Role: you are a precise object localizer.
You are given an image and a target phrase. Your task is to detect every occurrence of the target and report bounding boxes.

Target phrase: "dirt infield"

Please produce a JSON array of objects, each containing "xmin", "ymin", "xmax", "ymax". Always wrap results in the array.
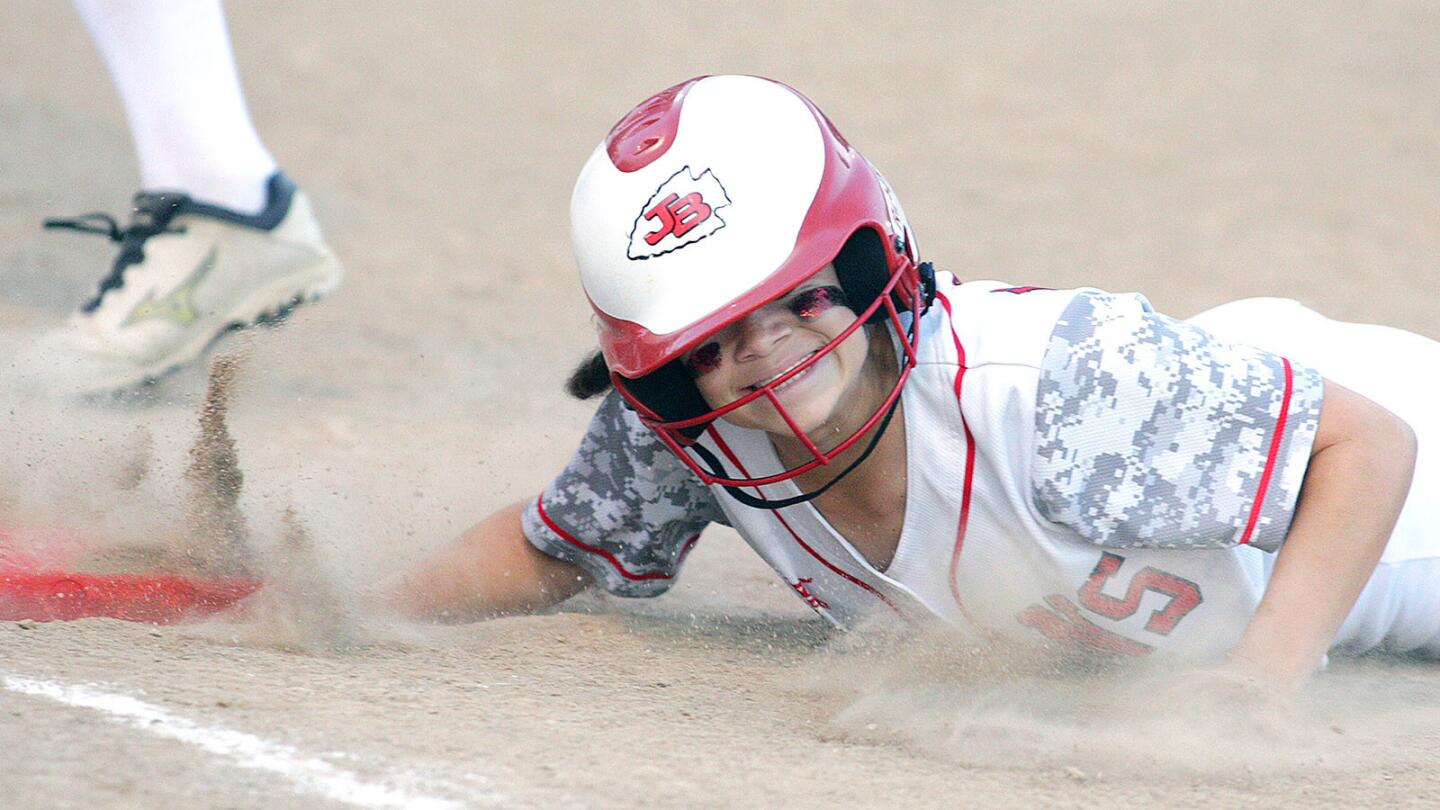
[{"xmin": 3, "ymin": 2, "xmax": 1439, "ymax": 807}]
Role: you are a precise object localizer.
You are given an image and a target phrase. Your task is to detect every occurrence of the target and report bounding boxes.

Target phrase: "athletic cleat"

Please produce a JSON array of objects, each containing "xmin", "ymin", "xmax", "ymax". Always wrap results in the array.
[{"xmin": 27, "ymin": 172, "xmax": 342, "ymax": 396}]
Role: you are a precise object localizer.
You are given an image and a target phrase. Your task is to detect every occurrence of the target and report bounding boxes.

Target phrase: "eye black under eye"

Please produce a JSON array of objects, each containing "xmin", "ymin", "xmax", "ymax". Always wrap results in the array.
[
  {"xmin": 685, "ymin": 342, "xmax": 722, "ymax": 376},
  {"xmin": 787, "ymin": 286, "xmax": 848, "ymax": 320}
]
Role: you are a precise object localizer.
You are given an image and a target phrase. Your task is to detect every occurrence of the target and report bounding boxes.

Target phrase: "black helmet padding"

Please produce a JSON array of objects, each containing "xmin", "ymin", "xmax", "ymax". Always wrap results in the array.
[{"xmin": 617, "ymin": 360, "xmax": 713, "ymax": 441}]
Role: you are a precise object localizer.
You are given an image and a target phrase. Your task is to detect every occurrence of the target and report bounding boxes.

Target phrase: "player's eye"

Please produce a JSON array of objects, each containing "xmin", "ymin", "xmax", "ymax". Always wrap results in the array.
[
  {"xmin": 685, "ymin": 342, "xmax": 723, "ymax": 376},
  {"xmin": 684, "ymin": 287, "xmax": 846, "ymax": 376},
  {"xmin": 787, "ymin": 286, "xmax": 848, "ymax": 320}
]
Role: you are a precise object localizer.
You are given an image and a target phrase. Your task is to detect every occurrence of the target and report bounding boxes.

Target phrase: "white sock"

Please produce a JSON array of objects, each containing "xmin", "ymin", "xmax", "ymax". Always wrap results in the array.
[{"xmin": 73, "ymin": 0, "xmax": 277, "ymax": 214}]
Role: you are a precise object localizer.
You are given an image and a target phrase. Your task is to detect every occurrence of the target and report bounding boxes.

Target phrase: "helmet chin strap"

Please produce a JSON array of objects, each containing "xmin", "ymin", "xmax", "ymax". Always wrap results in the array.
[{"xmin": 689, "ymin": 389, "xmax": 904, "ymax": 510}]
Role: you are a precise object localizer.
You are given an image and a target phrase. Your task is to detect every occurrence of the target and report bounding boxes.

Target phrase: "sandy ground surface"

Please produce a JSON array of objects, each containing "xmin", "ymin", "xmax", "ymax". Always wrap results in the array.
[{"xmin": 1, "ymin": 1, "xmax": 1438, "ymax": 807}]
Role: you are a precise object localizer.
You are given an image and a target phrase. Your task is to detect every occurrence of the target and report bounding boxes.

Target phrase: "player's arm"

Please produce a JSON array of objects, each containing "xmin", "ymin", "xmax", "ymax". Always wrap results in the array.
[
  {"xmin": 1032, "ymin": 290, "xmax": 1406, "ymax": 691},
  {"xmin": 385, "ymin": 391, "xmax": 721, "ymax": 622},
  {"xmin": 1226, "ymin": 380, "xmax": 1416, "ymax": 690},
  {"xmin": 383, "ymin": 500, "xmax": 591, "ymax": 622}
]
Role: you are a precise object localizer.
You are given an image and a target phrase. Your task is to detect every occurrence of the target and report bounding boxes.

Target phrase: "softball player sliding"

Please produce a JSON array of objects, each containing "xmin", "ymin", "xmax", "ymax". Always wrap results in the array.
[{"xmin": 389, "ymin": 76, "xmax": 1438, "ymax": 694}]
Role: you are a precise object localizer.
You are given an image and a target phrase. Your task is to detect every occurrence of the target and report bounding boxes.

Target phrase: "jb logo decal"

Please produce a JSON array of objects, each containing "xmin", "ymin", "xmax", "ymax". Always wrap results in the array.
[{"xmin": 627, "ymin": 165, "xmax": 731, "ymax": 260}]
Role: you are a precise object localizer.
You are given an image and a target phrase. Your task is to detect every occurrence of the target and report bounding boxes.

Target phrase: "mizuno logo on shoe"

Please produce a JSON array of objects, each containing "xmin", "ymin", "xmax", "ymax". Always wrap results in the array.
[{"xmin": 124, "ymin": 246, "xmax": 217, "ymax": 327}]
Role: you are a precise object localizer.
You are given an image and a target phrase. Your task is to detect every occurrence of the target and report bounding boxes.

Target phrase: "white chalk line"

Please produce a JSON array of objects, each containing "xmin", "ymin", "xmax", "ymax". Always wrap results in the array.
[{"xmin": 4, "ymin": 674, "xmax": 508, "ymax": 809}]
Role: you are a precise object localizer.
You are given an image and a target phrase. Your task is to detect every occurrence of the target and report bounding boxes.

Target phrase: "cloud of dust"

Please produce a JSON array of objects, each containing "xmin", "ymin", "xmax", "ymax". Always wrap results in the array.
[
  {"xmin": 0, "ymin": 344, "xmax": 427, "ymax": 653},
  {"xmin": 792, "ymin": 618, "xmax": 1436, "ymax": 782},
  {"xmin": 1, "ymin": 337, "xmax": 190, "ymax": 568}
]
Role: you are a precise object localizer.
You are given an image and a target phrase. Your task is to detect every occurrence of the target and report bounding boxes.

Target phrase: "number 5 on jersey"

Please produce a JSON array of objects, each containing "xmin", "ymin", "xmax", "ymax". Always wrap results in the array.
[{"xmin": 1018, "ymin": 552, "xmax": 1204, "ymax": 653}]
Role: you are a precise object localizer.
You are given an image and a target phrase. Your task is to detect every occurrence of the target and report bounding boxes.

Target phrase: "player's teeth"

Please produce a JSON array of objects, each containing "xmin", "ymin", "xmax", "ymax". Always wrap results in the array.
[
  {"xmin": 753, "ymin": 352, "xmax": 817, "ymax": 390},
  {"xmin": 775, "ymin": 367, "xmax": 809, "ymax": 391}
]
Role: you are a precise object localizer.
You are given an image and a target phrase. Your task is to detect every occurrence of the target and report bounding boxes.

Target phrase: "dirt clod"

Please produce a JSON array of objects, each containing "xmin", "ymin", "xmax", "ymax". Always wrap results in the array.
[{"xmin": 178, "ymin": 354, "xmax": 255, "ymax": 577}]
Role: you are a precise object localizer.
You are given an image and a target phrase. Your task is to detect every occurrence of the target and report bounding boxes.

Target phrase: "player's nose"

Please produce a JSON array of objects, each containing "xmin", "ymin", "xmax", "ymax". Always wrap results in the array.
[{"xmin": 731, "ymin": 306, "xmax": 792, "ymax": 363}]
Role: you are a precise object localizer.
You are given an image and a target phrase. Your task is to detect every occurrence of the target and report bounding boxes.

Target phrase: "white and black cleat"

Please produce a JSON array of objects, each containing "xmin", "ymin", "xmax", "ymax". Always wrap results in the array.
[{"xmin": 24, "ymin": 172, "xmax": 342, "ymax": 398}]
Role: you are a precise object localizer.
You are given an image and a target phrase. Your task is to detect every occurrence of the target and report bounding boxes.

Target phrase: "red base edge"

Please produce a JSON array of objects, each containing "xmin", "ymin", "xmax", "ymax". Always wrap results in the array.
[{"xmin": 0, "ymin": 569, "xmax": 263, "ymax": 624}]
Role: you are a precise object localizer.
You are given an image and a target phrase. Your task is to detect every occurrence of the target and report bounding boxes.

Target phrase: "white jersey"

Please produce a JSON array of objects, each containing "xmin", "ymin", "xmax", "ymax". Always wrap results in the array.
[{"xmin": 523, "ymin": 275, "xmax": 1440, "ymax": 662}]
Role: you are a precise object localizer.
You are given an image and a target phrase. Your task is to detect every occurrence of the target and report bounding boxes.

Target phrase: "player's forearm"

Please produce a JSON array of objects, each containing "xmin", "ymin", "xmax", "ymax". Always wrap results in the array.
[
  {"xmin": 382, "ymin": 500, "xmax": 591, "ymax": 622},
  {"xmin": 1229, "ymin": 394, "xmax": 1416, "ymax": 690}
]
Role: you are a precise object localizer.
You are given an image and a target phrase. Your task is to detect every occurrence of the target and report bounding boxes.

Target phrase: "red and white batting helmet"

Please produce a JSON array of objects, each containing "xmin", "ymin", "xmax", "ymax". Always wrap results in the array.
[{"xmin": 571, "ymin": 75, "xmax": 934, "ymax": 492}]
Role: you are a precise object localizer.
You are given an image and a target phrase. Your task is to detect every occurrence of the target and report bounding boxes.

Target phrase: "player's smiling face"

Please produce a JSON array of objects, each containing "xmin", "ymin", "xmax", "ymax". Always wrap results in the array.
[{"xmin": 687, "ymin": 265, "xmax": 882, "ymax": 444}]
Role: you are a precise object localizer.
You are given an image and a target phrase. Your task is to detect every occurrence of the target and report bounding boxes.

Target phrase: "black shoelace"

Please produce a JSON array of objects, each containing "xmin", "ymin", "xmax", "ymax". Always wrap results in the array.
[{"xmin": 44, "ymin": 193, "xmax": 190, "ymax": 312}]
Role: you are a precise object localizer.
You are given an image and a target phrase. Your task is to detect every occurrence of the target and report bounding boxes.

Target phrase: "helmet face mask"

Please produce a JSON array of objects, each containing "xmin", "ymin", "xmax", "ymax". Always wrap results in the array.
[
  {"xmin": 612, "ymin": 252, "xmax": 924, "ymax": 490},
  {"xmin": 572, "ymin": 75, "xmax": 934, "ymax": 495}
]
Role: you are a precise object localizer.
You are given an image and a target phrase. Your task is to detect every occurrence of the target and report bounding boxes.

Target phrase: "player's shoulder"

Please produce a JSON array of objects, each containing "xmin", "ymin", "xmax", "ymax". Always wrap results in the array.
[
  {"xmin": 928, "ymin": 275, "xmax": 1149, "ymax": 369},
  {"xmin": 573, "ymin": 389, "xmax": 683, "ymax": 473}
]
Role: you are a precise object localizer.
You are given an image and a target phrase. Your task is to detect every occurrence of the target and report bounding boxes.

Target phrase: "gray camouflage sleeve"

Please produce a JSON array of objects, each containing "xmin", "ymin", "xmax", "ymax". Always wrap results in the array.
[
  {"xmin": 520, "ymin": 391, "xmax": 728, "ymax": 597},
  {"xmin": 1033, "ymin": 290, "xmax": 1323, "ymax": 553}
]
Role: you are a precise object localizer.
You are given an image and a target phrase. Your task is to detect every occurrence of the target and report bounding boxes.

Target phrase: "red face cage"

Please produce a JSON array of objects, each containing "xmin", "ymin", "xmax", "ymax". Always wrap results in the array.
[{"xmin": 611, "ymin": 259, "xmax": 923, "ymax": 492}]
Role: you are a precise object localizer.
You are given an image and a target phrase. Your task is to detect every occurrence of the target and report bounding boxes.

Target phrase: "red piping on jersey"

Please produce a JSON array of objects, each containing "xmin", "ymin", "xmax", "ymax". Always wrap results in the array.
[
  {"xmin": 676, "ymin": 533, "xmax": 701, "ymax": 565},
  {"xmin": 534, "ymin": 496, "xmax": 692, "ymax": 582},
  {"xmin": 1239, "ymin": 357, "xmax": 1295, "ymax": 545},
  {"xmin": 708, "ymin": 429, "xmax": 905, "ymax": 618},
  {"xmin": 936, "ymin": 290, "xmax": 982, "ymax": 625}
]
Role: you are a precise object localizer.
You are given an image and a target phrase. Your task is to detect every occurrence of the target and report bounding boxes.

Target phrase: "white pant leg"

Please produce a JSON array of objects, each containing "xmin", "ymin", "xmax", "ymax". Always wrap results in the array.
[
  {"xmin": 1331, "ymin": 558, "xmax": 1440, "ymax": 656},
  {"xmin": 73, "ymin": 0, "xmax": 276, "ymax": 212}
]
